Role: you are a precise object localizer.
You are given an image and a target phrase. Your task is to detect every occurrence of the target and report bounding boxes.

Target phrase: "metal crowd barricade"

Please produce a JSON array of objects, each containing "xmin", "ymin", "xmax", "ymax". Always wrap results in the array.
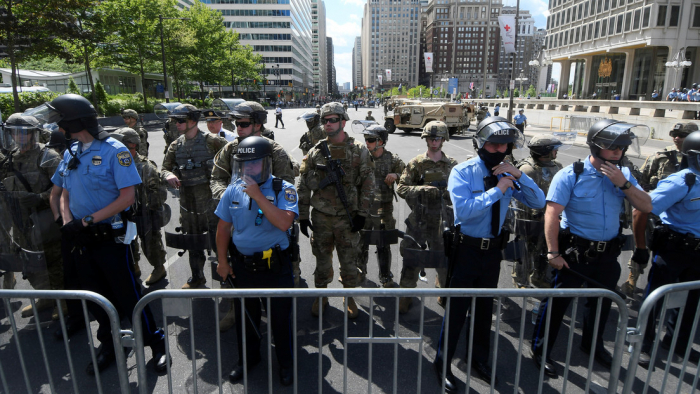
[
  {"xmin": 132, "ymin": 287, "xmax": 627, "ymax": 394},
  {"xmin": 623, "ymin": 281, "xmax": 700, "ymax": 394},
  {"xmin": 0, "ymin": 290, "xmax": 130, "ymax": 394}
]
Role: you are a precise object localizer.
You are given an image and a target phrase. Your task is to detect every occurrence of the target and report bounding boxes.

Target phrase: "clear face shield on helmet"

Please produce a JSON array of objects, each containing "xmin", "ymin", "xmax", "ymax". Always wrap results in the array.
[
  {"xmin": 475, "ymin": 121, "xmax": 526, "ymax": 150},
  {"xmin": 350, "ymin": 119, "xmax": 379, "ymax": 134},
  {"xmin": 298, "ymin": 111, "xmax": 320, "ymax": 129},
  {"xmin": 594, "ymin": 123, "xmax": 650, "ymax": 158},
  {"xmin": 232, "ymin": 157, "xmax": 273, "ymax": 186},
  {"xmin": 23, "ymin": 103, "xmax": 63, "ymax": 125},
  {"xmin": 2, "ymin": 125, "xmax": 39, "ymax": 152}
]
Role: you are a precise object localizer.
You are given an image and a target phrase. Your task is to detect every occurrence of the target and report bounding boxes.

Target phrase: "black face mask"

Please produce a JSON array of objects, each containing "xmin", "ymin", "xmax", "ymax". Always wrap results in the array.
[
  {"xmin": 57, "ymin": 119, "xmax": 84, "ymax": 139},
  {"xmin": 478, "ymin": 147, "xmax": 507, "ymax": 170}
]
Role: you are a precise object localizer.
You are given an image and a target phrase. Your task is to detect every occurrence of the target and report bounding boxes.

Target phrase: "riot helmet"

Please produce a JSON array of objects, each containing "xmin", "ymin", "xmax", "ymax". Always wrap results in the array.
[
  {"xmin": 351, "ymin": 120, "xmax": 387, "ymax": 151},
  {"xmin": 2, "ymin": 113, "xmax": 41, "ymax": 152},
  {"xmin": 681, "ymin": 131, "xmax": 700, "ymax": 174},
  {"xmin": 24, "ymin": 94, "xmax": 105, "ymax": 140},
  {"xmin": 230, "ymin": 101, "xmax": 267, "ymax": 125},
  {"xmin": 232, "ymin": 136, "xmax": 273, "ymax": 185},
  {"xmin": 168, "ymin": 104, "xmax": 201, "ymax": 122},
  {"xmin": 297, "ymin": 111, "xmax": 320, "ymax": 129},
  {"xmin": 474, "ymin": 117, "xmax": 524, "ymax": 168},
  {"xmin": 46, "ymin": 130, "xmax": 67, "ymax": 153},
  {"xmin": 587, "ymin": 119, "xmax": 649, "ymax": 163},
  {"xmin": 527, "ymin": 133, "xmax": 575, "ymax": 160},
  {"xmin": 122, "ymin": 109, "xmax": 138, "ymax": 120},
  {"xmin": 669, "ymin": 122, "xmax": 698, "ymax": 138}
]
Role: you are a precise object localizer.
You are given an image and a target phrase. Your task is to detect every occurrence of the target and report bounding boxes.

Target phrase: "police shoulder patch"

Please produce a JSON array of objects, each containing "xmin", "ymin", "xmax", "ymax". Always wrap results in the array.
[
  {"xmin": 284, "ymin": 188, "xmax": 297, "ymax": 202},
  {"xmin": 116, "ymin": 151, "xmax": 132, "ymax": 167}
]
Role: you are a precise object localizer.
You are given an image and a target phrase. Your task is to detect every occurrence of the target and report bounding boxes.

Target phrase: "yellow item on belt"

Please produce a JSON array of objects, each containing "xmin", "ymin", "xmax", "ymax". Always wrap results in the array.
[{"xmin": 263, "ymin": 248, "xmax": 273, "ymax": 268}]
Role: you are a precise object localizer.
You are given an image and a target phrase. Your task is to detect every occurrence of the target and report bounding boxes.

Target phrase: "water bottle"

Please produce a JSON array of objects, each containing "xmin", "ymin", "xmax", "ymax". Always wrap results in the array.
[{"xmin": 531, "ymin": 301, "xmax": 540, "ymax": 325}]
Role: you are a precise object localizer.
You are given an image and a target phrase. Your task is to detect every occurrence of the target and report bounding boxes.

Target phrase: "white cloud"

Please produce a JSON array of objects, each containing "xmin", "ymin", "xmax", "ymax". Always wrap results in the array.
[
  {"xmin": 342, "ymin": 0, "xmax": 365, "ymax": 6},
  {"xmin": 335, "ymin": 52, "xmax": 353, "ymax": 84},
  {"xmin": 326, "ymin": 17, "xmax": 361, "ymax": 48},
  {"xmin": 349, "ymin": 14, "xmax": 360, "ymax": 20}
]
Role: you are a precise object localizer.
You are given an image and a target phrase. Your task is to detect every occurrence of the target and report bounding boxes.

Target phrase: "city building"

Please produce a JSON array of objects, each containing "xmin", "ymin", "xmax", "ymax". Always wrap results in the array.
[
  {"xmin": 544, "ymin": 0, "xmax": 700, "ymax": 100},
  {"xmin": 327, "ymin": 37, "xmax": 337, "ymax": 96},
  {"xmin": 177, "ymin": 0, "xmax": 315, "ymax": 102},
  {"xmin": 495, "ymin": 7, "xmax": 544, "ymax": 96},
  {"xmin": 312, "ymin": 0, "xmax": 328, "ymax": 99},
  {"xmin": 420, "ymin": 0, "xmax": 504, "ymax": 97},
  {"xmin": 361, "ymin": 0, "xmax": 422, "ymax": 93},
  {"xmin": 343, "ymin": 82, "xmax": 352, "ymax": 91},
  {"xmin": 353, "ymin": 36, "xmax": 362, "ymax": 89}
]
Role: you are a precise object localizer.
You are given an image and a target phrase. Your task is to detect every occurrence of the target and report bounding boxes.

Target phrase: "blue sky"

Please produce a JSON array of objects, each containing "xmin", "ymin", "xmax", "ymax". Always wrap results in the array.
[{"xmin": 326, "ymin": 0, "xmax": 556, "ymax": 86}]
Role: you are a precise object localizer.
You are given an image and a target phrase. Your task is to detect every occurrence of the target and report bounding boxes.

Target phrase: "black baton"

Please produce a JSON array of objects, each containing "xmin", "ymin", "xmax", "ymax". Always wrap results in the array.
[
  {"xmin": 562, "ymin": 267, "xmax": 627, "ymax": 300},
  {"xmin": 225, "ymin": 275, "xmax": 263, "ymax": 339}
]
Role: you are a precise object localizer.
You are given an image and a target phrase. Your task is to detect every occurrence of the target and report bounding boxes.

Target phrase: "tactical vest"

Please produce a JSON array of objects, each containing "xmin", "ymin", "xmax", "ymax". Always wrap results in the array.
[
  {"xmin": 1, "ymin": 147, "xmax": 54, "ymax": 195},
  {"xmin": 373, "ymin": 152, "xmax": 395, "ymax": 203},
  {"xmin": 173, "ymin": 131, "xmax": 216, "ymax": 187},
  {"xmin": 517, "ymin": 157, "xmax": 562, "ymax": 196}
]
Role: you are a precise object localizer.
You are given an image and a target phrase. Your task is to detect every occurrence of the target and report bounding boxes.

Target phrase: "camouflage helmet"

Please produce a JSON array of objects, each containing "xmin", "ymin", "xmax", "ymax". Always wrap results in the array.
[
  {"xmin": 320, "ymin": 102, "xmax": 350, "ymax": 121},
  {"xmin": 363, "ymin": 124, "xmax": 388, "ymax": 144},
  {"xmin": 115, "ymin": 127, "xmax": 140, "ymax": 147},
  {"xmin": 121, "ymin": 109, "xmax": 138, "ymax": 119},
  {"xmin": 5, "ymin": 113, "xmax": 41, "ymax": 129},
  {"xmin": 421, "ymin": 120, "xmax": 449, "ymax": 140},
  {"xmin": 670, "ymin": 122, "xmax": 699, "ymax": 138},
  {"xmin": 528, "ymin": 135, "xmax": 564, "ymax": 156},
  {"xmin": 168, "ymin": 104, "xmax": 201, "ymax": 121},
  {"xmin": 230, "ymin": 101, "xmax": 267, "ymax": 125}
]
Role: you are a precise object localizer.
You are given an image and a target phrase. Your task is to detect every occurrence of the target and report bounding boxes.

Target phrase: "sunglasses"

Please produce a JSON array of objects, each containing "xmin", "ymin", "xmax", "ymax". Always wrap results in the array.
[
  {"xmin": 255, "ymin": 209, "xmax": 264, "ymax": 226},
  {"xmin": 175, "ymin": 118, "xmax": 187, "ymax": 124},
  {"xmin": 365, "ymin": 138, "xmax": 378, "ymax": 143},
  {"xmin": 206, "ymin": 118, "xmax": 221, "ymax": 122},
  {"xmin": 428, "ymin": 137, "xmax": 444, "ymax": 142},
  {"xmin": 236, "ymin": 121, "xmax": 253, "ymax": 129},
  {"xmin": 320, "ymin": 117, "xmax": 341, "ymax": 125},
  {"xmin": 607, "ymin": 144, "xmax": 625, "ymax": 151}
]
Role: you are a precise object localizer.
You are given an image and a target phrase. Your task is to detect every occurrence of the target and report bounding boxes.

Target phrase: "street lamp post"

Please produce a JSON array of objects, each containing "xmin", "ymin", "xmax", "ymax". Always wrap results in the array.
[
  {"xmin": 666, "ymin": 47, "xmax": 692, "ymax": 90},
  {"xmin": 516, "ymin": 69, "xmax": 528, "ymax": 97},
  {"xmin": 159, "ymin": 15, "xmax": 190, "ymax": 103}
]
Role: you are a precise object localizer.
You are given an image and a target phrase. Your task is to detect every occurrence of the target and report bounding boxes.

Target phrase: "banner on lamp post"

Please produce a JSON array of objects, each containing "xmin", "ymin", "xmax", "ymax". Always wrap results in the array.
[
  {"xmin": 498, "ymin": 15, "xmax": 516, "ymax": 54},
  {"xmin": 378, "ymin": 75, "xmax": 383, "ymax": 85},
  {"xmin": 424, "ymin": 52, "xmax": 434, "ymax": 73},
  {"xmin": 386, "ymin": 69, "xmax": 392, "ymax": 82}
]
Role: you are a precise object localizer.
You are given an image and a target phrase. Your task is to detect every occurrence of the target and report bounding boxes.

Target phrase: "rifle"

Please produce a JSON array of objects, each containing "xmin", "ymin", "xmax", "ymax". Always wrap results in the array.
[{"xmin": 316, "ymin": 141, "xmax": 354, "ymax": 224}]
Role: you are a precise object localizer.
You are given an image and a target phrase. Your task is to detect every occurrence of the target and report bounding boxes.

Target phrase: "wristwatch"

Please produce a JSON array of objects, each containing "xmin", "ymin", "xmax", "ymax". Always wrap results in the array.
[
  {"xmin": 620, "ymin": 181, "xmax": 632, "ymax": 190},
  {"xmin": 83, "ymin": 215, "xmax": 94, "ymax": 226}
]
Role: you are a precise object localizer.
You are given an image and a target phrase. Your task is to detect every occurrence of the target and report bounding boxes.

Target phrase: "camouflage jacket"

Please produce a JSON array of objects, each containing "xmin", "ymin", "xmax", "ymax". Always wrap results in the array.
[
  {"xmin": 161, "ymin": 131, "xmax": 227, "ymax": 189},
  {"xmin": 639, "ymin": 145, "xmax": 682, "ymax": 190},
  {"xmin": 133, "ymin": 152, "xmax": 167, "ymax": 211},
  {"xmin": 162, "ymin": 119, "xmax": 179, "ymax": 154},
  {"xmin": 134, "ymin": 125, "xmax": 149, "ymax": 157},
  {"xmin": 211, "ymin": 135, "xmax": 295, "ymax": 199},
  {"xmin": 300, "ymin": 124, "xmax": 326, "ymax": 154},
  {"xmin": 372, "ymin": 149, "xmax": 405, "ymax": 204},
  {"xmin": 297, "ymin": 132, "xmax": 375, "ymax": 220},
  {"xmin": 515, "ymin": 157, "xmax": 563, "ymax": 220},
  {"xmin": 397, "ymin": 152, "xmax": 457, "ymax": 215}
]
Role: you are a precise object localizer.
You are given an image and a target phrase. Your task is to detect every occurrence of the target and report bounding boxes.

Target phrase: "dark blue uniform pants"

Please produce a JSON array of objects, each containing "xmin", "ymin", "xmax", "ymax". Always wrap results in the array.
[
  {"xmin": 232, "ymin": 254, "xmax": 294, "ymax": 369},
  {"xmin": 642, "ymin": 249, "xmax": 700, "ymax": 353},
  {"xmin": 531, "ymin": 248, "xmax": 621, "ymax": 358},
  {"xmin": 436, "ymin": 244, "xmax": 502, "ymax": 366},
  {"xmin": 71, "ymin": 240, "xmax": 163, "ymax": 352}
]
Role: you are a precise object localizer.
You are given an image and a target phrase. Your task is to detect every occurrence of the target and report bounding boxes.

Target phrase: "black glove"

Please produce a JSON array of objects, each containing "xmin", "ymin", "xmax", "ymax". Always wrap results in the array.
[
  {"xmin": 631, "ymin": 248, "xmax": 650, "ymax": 267},
  {"xmin": 15, "ymin": 191, "xmax": 43, "ymax": 209},
  {"xmin": 55, "ymin": 215, "xmax": 63, "ymax": 226},
  {"xmin": 300, "ymin": 219, "xmax": 313, "ymax": 238},
  {"xmin": 60, "ymin": 219, "xmax": 86, "ymax": 240},
  {"xmin": 351, "ymin": 215, "xmax": 366, "ymax": 233}
]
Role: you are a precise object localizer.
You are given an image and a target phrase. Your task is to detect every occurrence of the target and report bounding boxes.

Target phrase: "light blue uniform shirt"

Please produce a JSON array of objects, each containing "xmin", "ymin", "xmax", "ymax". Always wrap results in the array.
[
  {"xmin": 679, "ymin": 92, "xmax": 688, "ymax": 101},
  {"xmin": 667, "ymin": 92, "xmax": 677, "ymax": 100},
  {"xmin": 688, "ymin": 89, "xmax": 698, "ymax": 101},
  {"xmin": 651, "ymin": 169, "xmax": 700, "ymax": 237},
  {"xmin": 448, "ymin": 156, "xmax": 546, "ymax": 238},
  {"xmin": 547, "ymin": 156, "xmax": 641, "ymax": 241},
  {"xmin": 55, "ymin": 138, "xmax": 141, "ymax": 223},
  {"xmin": 514, "ymin": 114, "xmax": 527, "ymax": 125},
  {"xmin": 215, "ymin": 177, "xmax": 299, "ymax": 256}
]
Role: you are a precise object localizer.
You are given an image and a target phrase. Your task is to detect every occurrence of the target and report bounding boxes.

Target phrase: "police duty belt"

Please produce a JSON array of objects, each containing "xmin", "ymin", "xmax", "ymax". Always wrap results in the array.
[
  {"xmin": 0, "ymin": 249, "xmax": 48, "ymax": 274},
  {"xmin": 165, "ymin": 228, "xmax": 216, "ymax": 256}
]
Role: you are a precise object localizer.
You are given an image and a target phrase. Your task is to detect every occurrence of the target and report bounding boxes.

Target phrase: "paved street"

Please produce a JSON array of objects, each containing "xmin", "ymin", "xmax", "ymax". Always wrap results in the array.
[{"xmin": 1, "ymin": 106, "xmax": 698, "ymax": 393}]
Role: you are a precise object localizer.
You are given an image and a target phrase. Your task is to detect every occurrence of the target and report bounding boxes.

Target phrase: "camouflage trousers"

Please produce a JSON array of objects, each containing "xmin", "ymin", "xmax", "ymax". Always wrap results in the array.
[
  {"xmin": 513, "ymin": 236, "xmax": 550, "ymax": 288},
  {"xmin": 399, "ymin": 213, "xmax": 446, "ymax": 288},
  {"xmin": 132, "ymin": 228, "xmax": 167, "ymax": 268},
  {"xmin": 310, "ymin": 209, "xmax": 360, "ymax": 288},
  {"xmin": 179, "ymin": 199, "xmax": 218, "ymax": 279},
  {"xmin": 358, "ymin": 202, "xmax": 395, "ymax": 283},
  {"xmin": 5, "ymin": 241, "xmax": 64, "ymax": 291}
]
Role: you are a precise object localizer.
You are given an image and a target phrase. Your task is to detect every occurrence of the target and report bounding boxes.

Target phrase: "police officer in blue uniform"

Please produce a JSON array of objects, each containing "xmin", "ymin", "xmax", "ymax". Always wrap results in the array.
[
  {"xmin": 636, "ymin": 130, "xmax": 700, "ymax": 367},
  {"xmin": 434, "ymin": 117, "xmax": 545, "ymax": 391},
  {"xmin": 31, "ymin": 94, "xmax": 169, "ymax": 374},
  {"xmin": 215, "ymin": 136, "xmax": 297, "ymax": 386},
  {"xmin": 530, "ymin": 119, "xmax": 652, "ymax": 378}
]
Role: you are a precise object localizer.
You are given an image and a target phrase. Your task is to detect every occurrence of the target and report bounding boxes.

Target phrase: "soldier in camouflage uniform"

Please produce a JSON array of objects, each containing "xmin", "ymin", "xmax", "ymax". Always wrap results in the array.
[
  {"xmin": 621, "ymin": 122, "xmax": 698, "ymax": 296},
  {"xmin": 211, "ymin": 101, "xmax": 297, "ymax": 331},
  {"xmin": 365, "ymin": 111, "xmax": 376, "ymax": 121},
  {"xmin": 475, "ymin": 104, "xmax": 488, "ymax": 124},
  {"xmin": 298, "ymin": 102, "xmax": 375, "ymax": 318},
  {"xmin": 298, "ymin": 111, "xmax": 326, "ymax": 156},
  {"xmin": 122, "ymin": 109, "xmax": 149, "ymax": 157},
  {"xmin": 0, "ymin": 113, "xmax": 64, "ymax": 318},
  {"xmin": 161, "ymin": 104, "xmax": 228, "ymax": 289},
  {"xmin": 397, "ymin": 121, "xmax": 458, "ymax": 314},
  {"xmin": 358, "ymin": 124, "xmax": 405, "ymax": 286},
  {"xmin": 116, "ymin": 128, "xmax": 168, "ymax": 285},
  {"xmin": 512, "ymin": 135, "xmax": 564, "ymax": 288}
]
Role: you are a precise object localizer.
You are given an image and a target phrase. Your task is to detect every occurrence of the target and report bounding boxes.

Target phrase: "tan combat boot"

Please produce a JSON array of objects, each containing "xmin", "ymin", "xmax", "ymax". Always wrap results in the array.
[
  {"xmin": 621, "ymin": 270, "xmax": 638, "ymax": 297},
  {"xmin": 311, "ymin": 285, "xmax": 329, "ymax": 317},
  {"xmin": 52, "ymin": 300, "xmax": 68, "ymax": 321},
  {"xmin": 21, "ymin": 299, "xmax": 54, "ymax": 318},
  {"xmin": 132, "ymin": 263, "xmax": 141, "ymax": 278},
  {"xmin": 219, "ymin": 303, "xmax": 236, "ymax": 332},
  {"xmin": 345, "ymin": 297, "xmax": 359, "ymax": 319},
  {"xmin": 182, "ymin": 276, "xmax": 206, "ymax": 289},
  {"xmin": 399, "ymin": 297, "xmax": 413, "ymax": 314},
  {"xmin": 145, "ymin": 264, "xmax": 167, "ymax": 285}
]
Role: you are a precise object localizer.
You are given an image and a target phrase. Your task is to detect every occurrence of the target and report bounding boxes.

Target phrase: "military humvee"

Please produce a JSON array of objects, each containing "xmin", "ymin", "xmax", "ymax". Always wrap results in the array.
[{"xmin": 383, "ymin": 102, "xmax": 470, "ymax": 136}]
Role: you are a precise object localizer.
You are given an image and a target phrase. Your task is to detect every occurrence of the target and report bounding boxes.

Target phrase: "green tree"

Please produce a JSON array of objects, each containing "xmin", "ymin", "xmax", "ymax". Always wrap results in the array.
[
  {"xmin": 526, "ymin": 84, "xmax": 536, "ymax": 98},
  {"xmin": 67, "ymin": 77, "xmax": 80, "ymax": 95},
  {"xmin": 94, "ymin": 80, "xmax": 108, "ymax": 105}
]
